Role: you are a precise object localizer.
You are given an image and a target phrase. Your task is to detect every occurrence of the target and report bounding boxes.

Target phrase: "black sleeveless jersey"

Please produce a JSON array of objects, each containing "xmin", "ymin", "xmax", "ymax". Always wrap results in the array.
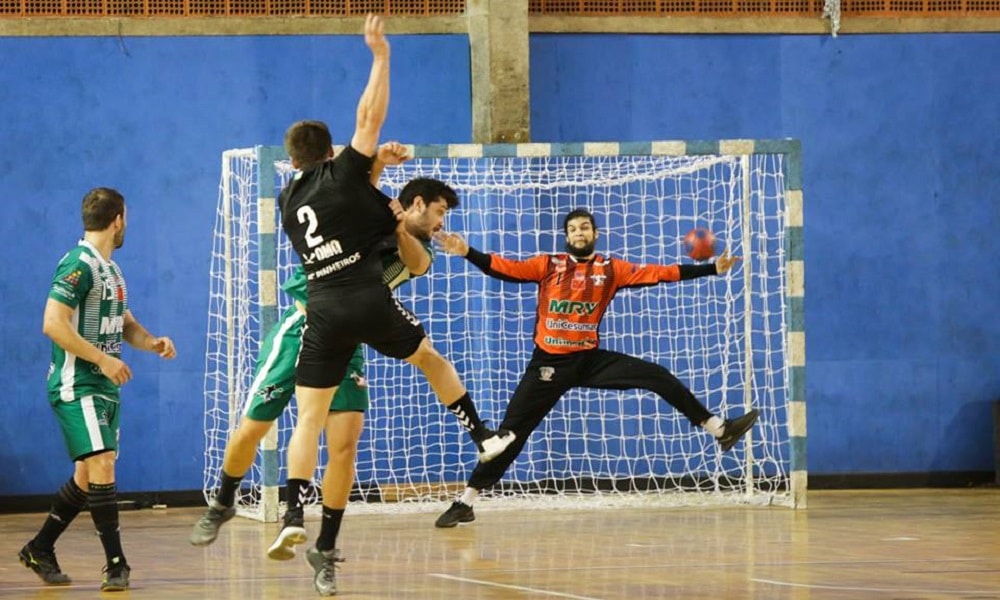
[{"xmin": 278, "ymin": 145, "xmax": 396, "ymax": 290}]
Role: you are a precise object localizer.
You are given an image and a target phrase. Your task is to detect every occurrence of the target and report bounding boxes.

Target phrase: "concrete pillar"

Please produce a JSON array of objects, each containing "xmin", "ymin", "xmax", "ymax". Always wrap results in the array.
[{"xmin": 467, "ymin": 0, "xmax": 530, "ymax": 143}]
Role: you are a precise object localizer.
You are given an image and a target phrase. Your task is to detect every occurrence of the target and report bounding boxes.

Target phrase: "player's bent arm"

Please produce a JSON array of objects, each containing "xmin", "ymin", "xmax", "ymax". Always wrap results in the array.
[
  {"xmin": 396, "ymin": 228, "xmax": 431, "ymax": 276},
  {"xmin": 350, "ymin": 16, "xmax": 390, "ymax": 157},
  {"xmin": 42, "ymin": 298, "xmax": 110, "ymax": 366},
  {"xmin": 123, "ymin": 310, "xmax": 176, "ymax": 359},
  {"xmin": 122, "ymin": 309, "xmax": 157, "ymax": 352}
]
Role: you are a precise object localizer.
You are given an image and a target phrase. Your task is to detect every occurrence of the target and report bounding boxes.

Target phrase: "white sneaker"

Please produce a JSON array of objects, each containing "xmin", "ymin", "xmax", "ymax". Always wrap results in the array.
[
  {"xmin": 476, "ymin": 429, "xmax": 516, "ymax": 462},
  {"xmin": 266, "ymin": 511, "xmax": 307, "ymax": 560}
]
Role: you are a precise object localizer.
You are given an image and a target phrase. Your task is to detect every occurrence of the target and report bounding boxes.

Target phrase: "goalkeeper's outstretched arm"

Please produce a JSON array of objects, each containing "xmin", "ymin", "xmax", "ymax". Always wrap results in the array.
[{"xmin": 434, "ymin": 231, "xmax": 546, "ymax": 284}]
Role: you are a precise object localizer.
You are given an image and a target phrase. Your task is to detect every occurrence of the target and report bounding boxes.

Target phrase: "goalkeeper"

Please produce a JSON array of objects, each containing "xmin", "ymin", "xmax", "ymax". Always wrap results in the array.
[
  {"xmin": 189, "ymin": 153, "xmax": 457, "ymax": 559},
  {"xmin": 432, "ymin": 208, "xmax": 759, "ymax": 528}
]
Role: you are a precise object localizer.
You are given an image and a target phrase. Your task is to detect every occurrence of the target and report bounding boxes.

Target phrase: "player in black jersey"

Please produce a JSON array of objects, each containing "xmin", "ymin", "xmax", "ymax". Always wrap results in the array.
[{"xmin": 274, "ymin": 15, "xmax": 514, "ymax": 596}]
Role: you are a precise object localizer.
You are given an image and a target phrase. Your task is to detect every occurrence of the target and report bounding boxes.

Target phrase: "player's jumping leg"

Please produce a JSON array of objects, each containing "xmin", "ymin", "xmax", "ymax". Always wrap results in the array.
[
  {"xmin": 307, "ymin": 409, "xmax": 362, "ymax": 595},
  {"xmin": 189, "ymin": 417, "xmax": 276, "ymax": 545},
  {"xmin": 582, "ymin": 349, "xmax": 759, "ymax": 452},
  {"xmin": 436, "ymin": 358, "xmax": 568, "ymax": 528},
  {"xmin": 268, "ymin": 383, "xmax": 336, "ymax": 560},
  {"xmin": 405, "ymin": 338, "xmax": 515, "ymax": 461},
  {"xmin": 193, "ymin": 308, "xmax": 303, "ymax": 546}
]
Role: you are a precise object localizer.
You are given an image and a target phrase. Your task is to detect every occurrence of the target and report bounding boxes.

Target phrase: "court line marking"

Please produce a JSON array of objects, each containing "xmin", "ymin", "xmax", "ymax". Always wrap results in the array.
[
  {"xmin": 752, "ymin": 577, "xmax": 1000, "ymax": 595},
  {"xmin": 429, "ymin": 573, "xmax": 603, "ymax": 599}
]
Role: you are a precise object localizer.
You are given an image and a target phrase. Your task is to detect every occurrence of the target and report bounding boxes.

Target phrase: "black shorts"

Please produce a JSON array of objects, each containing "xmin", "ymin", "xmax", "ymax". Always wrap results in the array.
[{"xmin": 297, "ymin": 285, "xmax": 426, "ymax": 388}]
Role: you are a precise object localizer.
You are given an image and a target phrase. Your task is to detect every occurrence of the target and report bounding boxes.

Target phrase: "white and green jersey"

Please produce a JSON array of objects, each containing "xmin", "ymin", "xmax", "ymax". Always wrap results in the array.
[{"xmin": 47, "ymin": 240, "xmax": 128, "ymax": 403}]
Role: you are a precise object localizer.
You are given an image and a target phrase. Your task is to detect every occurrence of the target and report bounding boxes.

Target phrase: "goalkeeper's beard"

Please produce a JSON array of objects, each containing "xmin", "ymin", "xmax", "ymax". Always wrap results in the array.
[{"xmin": 565, "ymin": 240, "xmax": 595, "ymax": 258}]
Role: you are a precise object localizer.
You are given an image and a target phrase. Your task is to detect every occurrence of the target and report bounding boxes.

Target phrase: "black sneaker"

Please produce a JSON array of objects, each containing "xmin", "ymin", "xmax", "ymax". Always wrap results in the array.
[
  {"xmin": 18, "ymin": 541, "xmax": 71, "ymax": 585},
  {"xmin": 717, "ymin": 409, "xmax": 760, "ymax": 452},
  {"xmin": 434, "ymin": 501, "xmax": 475, "ymax": 528},
  {"xmin": 101, "ymin": 561, "xmax": 130, "ymax": 592},
  {"xmin": 475, "ymin": 428, "xmax": 516, "ymax": 463},
  {"xmin": 306, "ymin": 547, "xmax": 344, "ymax": 596},
  {"xmin": 189, "ymin": 500, "xmax": 237, "ymax": 546},
  {"xmin": 266, "ymin": 509, "xmax": 306, "ymax": 561}
]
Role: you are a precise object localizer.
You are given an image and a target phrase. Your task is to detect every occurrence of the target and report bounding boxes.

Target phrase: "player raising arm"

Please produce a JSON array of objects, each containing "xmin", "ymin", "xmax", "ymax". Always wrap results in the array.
[
  {"xmin": 432, "ymin": 208, "xmax": 759, "ymax": 528},
  {"xmin": 275, "ymin": 15, "xmax": 514, "ymax": 596}
]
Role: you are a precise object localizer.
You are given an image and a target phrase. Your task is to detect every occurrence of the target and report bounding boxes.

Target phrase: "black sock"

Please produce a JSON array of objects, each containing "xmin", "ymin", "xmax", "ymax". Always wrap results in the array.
[
  {"xmin": 216, "ymin": 471, "xmax": 243, "ymax": 508},
  {"xmin": 89, "ymin": 482, "xmax": 126, "ymax": 567},
  {"xmin": 33, "ymin": 478, "xmax": 88, "ymax": 551},
  {"xmin": 315, "ymin": 506, "xmax": 345, "ymax": 552},
  {"xmin": 447, "ymin": 393, "xmax": 487, "ymax": 441},
  {"xmin": 286, "ymin": 479, "xmax": 309, "ymax": 515}
]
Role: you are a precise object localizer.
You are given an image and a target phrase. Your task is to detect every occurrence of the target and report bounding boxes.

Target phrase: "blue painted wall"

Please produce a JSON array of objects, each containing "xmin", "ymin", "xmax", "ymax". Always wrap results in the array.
[
  {"xmin": 0, "ymin": 34, "xmax": 472, "ymax": 495},
  {"xmin": 1, "ymin": 30, "xmax": 997, "ymax": 496},
  {"xmin": 530, "ymin": 33, "xmax": 1000, "ymax": 473}
]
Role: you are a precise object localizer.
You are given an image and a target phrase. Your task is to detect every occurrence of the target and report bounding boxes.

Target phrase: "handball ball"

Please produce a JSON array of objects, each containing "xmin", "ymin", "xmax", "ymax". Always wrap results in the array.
[{"xmin": 683, "ymin": 228, "xmax": 716, "ymax": 261}]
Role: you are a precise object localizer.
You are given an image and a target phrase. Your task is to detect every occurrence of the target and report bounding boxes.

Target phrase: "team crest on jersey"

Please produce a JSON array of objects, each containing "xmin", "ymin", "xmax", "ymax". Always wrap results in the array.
[
  {"xmin": 62, "ymin": 269, "xmax": 82, "ymax": 286},
  {"xmin": 539, "ymin": 367, "xmax": 555, "ymax": 382},
  {"xmin": 571, "ymin": 271, "xmax": 587, "ymax": 290},
  {"xmin": 590, "ymin": 274, "xmax": 607, "ymax": 286}
]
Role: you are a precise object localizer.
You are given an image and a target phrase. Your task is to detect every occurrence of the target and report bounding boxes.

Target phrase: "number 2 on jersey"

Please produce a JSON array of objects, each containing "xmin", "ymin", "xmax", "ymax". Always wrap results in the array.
[{"xmin": 297, "ymin": 206, "xmax": 324, "ymax": 248}]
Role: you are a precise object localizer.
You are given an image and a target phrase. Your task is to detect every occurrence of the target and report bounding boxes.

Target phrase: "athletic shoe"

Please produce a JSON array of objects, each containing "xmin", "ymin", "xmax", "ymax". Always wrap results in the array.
[
  {"xmin": 306, "ymin": 547, "xmax": 344, "ymax": 596},
  {"xmin": 476, "ymin": 428, "xmax": 516, "ymax": 463},
  {"xmin": 189, "ymin": 500, "xmax": 237, "ymax": 546},
  {"xmin": 100, "ymin": 561, "xmax": 130, "ymax": 592},
  {"xmin": 266, "ymin": 509, "xmax": 307, "ymax": 561},
  {"xmin": 718, "ymin": 409, "xmax": 760, "ymax": 452},
  {"xmin": 434, "ymin": 501, "xmax": 475, "ymax": 528},
  {"xmin": 18, "ymin": 541, "xmax": 71, "ymax": 585}
]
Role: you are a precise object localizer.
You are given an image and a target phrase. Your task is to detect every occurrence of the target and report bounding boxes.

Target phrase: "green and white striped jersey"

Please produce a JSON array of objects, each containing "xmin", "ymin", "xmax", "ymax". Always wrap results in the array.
[{"xmin": 46, "ymin": 240, "xmax": 128, "ymax": 403}]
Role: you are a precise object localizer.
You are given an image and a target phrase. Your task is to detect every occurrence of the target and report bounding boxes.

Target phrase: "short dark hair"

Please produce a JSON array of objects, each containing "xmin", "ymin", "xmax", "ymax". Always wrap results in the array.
[
  {"xmin": 399, "ymin": 177, "xmax": 459, "ymax": 210},
  {"xmin": 284, "ymin": 120, "xmax": 332, "ymax": 167},
  {"xmin": 82, "ymin": 187, "xmax": 125, "ymax": 231},
  {"xmin": 563, "ymin": 208, "xmax": 596, "ymax": 233}
]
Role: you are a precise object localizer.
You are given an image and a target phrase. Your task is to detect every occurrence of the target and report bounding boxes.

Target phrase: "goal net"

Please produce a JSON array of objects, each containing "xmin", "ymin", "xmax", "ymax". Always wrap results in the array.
[{"xmin": 203, "ymin": 141, "xmax": 806, "ymax": 521}]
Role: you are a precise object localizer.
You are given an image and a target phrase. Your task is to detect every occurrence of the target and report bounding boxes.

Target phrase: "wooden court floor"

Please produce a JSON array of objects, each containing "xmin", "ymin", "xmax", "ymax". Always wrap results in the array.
[{"xmin": 1, "ymin": 489, "xmax": 997, "ymax": 599}]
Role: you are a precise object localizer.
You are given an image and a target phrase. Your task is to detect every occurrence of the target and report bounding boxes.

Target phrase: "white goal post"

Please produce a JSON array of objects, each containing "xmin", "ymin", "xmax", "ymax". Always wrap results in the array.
[{"xmin": 203, "ymin": 140, "xmax": 806, "ymax": 521}]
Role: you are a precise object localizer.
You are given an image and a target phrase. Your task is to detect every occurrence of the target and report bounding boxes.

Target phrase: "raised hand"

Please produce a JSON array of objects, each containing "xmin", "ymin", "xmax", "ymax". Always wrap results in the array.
[
  {"xmin": 433, "ymin": 231, "xmax": 469, "ymax": 257},
  {"xmin": 364, "ymin": 14, "xmax": 389, "ymax": 58},
  {"xmin": 377, "ymin": 141, "xmax": 411, "ymax": 166},
  {"xmin": 714, "ymin": 251, "xmax": 741, "ymax": 274}
]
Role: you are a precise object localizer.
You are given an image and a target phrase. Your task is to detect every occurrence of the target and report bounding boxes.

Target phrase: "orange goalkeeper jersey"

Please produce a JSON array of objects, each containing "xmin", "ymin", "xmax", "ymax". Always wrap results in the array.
[{"xmin": 483, "ymin": 253, "xmax": 684, "ymax": 355}]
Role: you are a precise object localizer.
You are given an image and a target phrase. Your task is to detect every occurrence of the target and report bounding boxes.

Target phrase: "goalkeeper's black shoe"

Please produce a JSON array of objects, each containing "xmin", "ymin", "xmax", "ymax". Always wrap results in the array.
[
  {"xmin": 475, "ymin": 428, "xmax": 516, "ymax": 463},
  {"xmin": 718, "ymin": 409, "xmax": 760, "ymax": 452},
  {"xmin": 434, "ymin": 501, "xmax": 475, "ymax": 528},
  {"xmin": 100, "ymin": 560, "xmax": 130, "ymax": 592}
]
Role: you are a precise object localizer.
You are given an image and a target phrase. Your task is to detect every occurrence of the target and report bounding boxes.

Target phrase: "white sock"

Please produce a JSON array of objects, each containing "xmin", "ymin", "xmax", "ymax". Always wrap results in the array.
[
  {"xmin": 702, "ymin": 416, "xmax": 725, "ymax": 438},
  {"xmin": 459, "ymin": 487, "xmax": 479, "ymax": 506}
]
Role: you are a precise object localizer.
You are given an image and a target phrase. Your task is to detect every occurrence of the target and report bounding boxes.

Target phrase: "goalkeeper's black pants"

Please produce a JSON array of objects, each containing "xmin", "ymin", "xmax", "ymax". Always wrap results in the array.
[{"xmin": 467, "ymin": 346, "xmax": 714, "ymax": 492}]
